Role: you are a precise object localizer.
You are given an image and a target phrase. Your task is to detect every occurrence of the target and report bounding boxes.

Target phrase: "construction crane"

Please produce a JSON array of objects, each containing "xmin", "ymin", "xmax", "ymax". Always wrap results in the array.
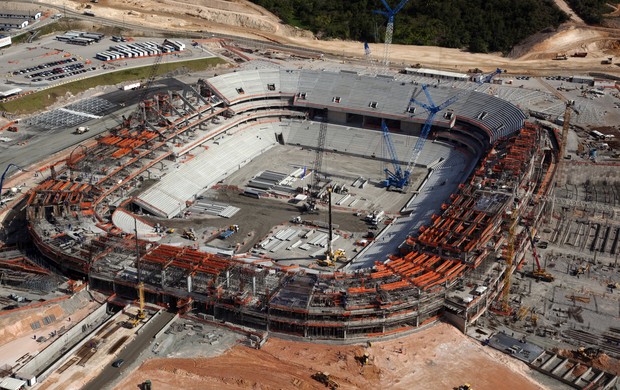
[
  {"xmin": 364, "ymin": 41, "xmax": 371, "ymax": 62},
  {"xmin": 363, "ymin": 41, "xmax": 375, "ymax": 74},
  {"xmin": 381, "ymin": 68, "xmax": 503, "ymax": 190},
  {"xmin": 133, "ymin": 219, "xmax": 146, "ymax": 327},
  {"xmin": 0, "ymin": 164, "xmax": 25, "ymax": 202},
  {"xmin": 306, "ymin": 115, "xmax": 328, "ymax": 212},
  {"xmin": 126, "ymin": 53, "xmax": 164, "ymax": 131},
  {"xmin": 559, "ymin": 100, "xmax": 579, "ymax": 160},
  {"xmin": 499, "ymin": 208, "xmax": 518, "ymax": 314},
  {"xmin": 524, "ymin": 225, "xmax": 554, "ymax": 282},
  {"xmin": 380, "ymin": 119, "xmax": 406, "ymax": 189},
  {"xmin": 316, "ymin": 186, "xmax": 338, "ymax": 267},
  {"xmin": 373, "ymin": 0, "xmax": 411, "ymax": 67}
]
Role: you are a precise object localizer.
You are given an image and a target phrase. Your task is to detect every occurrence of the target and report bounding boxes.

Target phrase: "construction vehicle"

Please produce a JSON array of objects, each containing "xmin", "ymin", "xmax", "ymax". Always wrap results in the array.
[
  {"xmin": 454, "ymin": 384, "xmax": 473, "ymax": 390},
  {"xmin": 524, "ymin": 225, "xmax": 554, "ymax": 282},
  {"xmin": 577, "ymin": 347, "xmax": 601, "ymax": 361},
  {"xmin": 311, "ymin": 372, "xmax": 339, "ymax": 389},
  {"xmin": 75, "ymin": 126, "xmax": 89, "ymax": 134},
  {"xmin": 554, "ymin": 53, "xmax": 568, "ymax": 60},
  {"xmin": 356, "ymin": 351, "xmax": 370, "ymax": 366},
  {"xmin": 6, "ymin": 126, "xmax": 17, "ymax": 132},
  {"xmin": 219, "ymin": 225, "xmax": 239, "ymax": 239},
  {"xmin": 570, "ymin": 263, "xmax": 590, "ymax": 276},
  {"xmin": 182, "ymin": 229, "xmax": 197, "ymax": 241},
  {"xmin": 141, "ymin": 380, "xmax": 152, "ymax": 390},
  {"xmin": 130, "ymin": 281, "xmax": 146, "ymax": 327},
  {"xmin": 318, "ymin": 249, "xmax": 347, "ymax": 267},
  {"xmin": 602, "ymin": 57, "xmax": 613, "ymax": 65}
]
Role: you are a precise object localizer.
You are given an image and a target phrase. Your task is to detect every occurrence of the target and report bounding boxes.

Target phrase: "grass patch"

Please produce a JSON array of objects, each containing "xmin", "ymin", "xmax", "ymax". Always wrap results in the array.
[{"xmin": 0, "ymin": 57, "xmax": 225, "ymax": 115}]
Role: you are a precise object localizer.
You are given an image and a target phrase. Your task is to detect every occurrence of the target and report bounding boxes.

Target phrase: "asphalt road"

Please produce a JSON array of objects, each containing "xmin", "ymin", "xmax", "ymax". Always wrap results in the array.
[
  {"xmin": 0, "ymin": 79, "xmax": 186, "ymax": 184},
  {"xmin": 83, "ymin": 311, "xmax": 177, "ymax": 390}
]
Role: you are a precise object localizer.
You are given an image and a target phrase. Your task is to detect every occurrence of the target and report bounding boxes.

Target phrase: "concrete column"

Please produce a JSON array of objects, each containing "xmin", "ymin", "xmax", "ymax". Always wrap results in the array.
[
  {"xmin": 226, "ymin": 271, "xmax": 230, "ymax": 288},
  {"xmin": 187, "ymin": 275, "xmax": 192, "ymax": 293},
  {"xmin": 252, "ymin": 276, "xmax": 256, "ymax": 295}
]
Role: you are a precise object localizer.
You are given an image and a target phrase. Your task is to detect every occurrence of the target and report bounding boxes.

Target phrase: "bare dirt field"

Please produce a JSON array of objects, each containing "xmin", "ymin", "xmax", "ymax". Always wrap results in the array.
[
  {"xmin": 41, "ymin": 0, "xmax": 620, "ymax": 75},
  {"xmin": 115, "ymin": 322, "xmax": 552, "ymax": 390}
]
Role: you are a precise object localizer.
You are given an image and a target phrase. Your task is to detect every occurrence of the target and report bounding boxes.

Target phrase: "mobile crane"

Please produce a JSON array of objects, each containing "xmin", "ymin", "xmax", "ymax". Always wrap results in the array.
[
  {"xmin": 316, "ymin": 187, "xmax": 346, "ymax": 267},
  {"xmin": 524, "ymin": 225, "xmax": 554, "ymax": 282}
]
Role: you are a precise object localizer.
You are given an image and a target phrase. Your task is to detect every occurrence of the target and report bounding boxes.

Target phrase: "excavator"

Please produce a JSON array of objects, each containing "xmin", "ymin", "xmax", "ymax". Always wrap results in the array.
[
  {"xmin": 317, "ymin": 249, "xmax": 346, "ymax": 267},
  {"xmin": 523, "ymin": 226, "xmax": 554, "ymax": 282},
  {"xmin": 312, "ymin": 372, "xmax": 339, "ymax": 389}
]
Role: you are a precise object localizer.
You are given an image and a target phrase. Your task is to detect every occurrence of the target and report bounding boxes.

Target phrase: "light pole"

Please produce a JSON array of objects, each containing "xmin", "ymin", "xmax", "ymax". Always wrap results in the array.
[{"xmin": 0, "ymin": 164, "xmax": 25, "ymax": 202}]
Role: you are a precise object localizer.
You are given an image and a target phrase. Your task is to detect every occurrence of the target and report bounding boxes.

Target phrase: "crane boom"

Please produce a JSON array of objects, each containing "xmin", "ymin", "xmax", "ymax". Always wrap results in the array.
[
  {"xmin": 378, "ymin": 67, "xmax": 502, "ymax": 191},
  {"xmin": 524, "ymin": 225, "xmax": 543, "ymax": 271},
  {"xmin": 406, "ymin": 86, "xmax": 459, "ymax": 173},
  {"xmin": 381, "ymin": 120, "xmax": 406, "ymax": 187},
  {"xmin": 560, "ymin": 103, "xmax": 572, "ymax": 159},
  {"xmin": 373, "ymin": 0, "xmax": 411, "ymax": 66}
]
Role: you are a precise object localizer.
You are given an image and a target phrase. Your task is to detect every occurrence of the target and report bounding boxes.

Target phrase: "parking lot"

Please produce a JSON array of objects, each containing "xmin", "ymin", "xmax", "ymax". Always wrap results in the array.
[{"xmin": 0, "ymin": 31, "xmax": 216, "ymax": 94}]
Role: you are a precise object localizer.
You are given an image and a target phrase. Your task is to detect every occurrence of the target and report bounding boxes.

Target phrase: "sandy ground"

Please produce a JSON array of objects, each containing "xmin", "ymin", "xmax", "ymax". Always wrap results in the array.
[
  {"xmin": 39, "ymin": 0, "xmax": 620, "ymax": 75},
  {"xmin": 0, "ymin": 293, "xmax": 101, "ymax": 370},
  {"xmin": 115, "ymin": 322, "xmax": 549, "ymax": 390}
]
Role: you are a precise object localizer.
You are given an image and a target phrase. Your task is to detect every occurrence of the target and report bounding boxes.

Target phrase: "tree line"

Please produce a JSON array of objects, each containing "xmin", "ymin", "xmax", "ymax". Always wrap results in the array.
[
  {"xmin": 251, "ymin": 0, "xmax": 569, "ymax": 54},
  {"xmin": 566, "ymin": 0, "xmax": 613, "ymax": 24}
]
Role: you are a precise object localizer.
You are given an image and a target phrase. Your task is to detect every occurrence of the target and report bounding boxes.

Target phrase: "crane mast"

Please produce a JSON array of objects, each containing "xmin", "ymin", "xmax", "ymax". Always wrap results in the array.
[{"xmin": 373, "ymin": 0, "xmax": 410, "ymax": 67}]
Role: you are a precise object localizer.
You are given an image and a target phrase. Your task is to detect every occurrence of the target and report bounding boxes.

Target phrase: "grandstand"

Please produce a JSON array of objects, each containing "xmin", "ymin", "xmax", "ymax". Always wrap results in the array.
[
  {"xmin": 207, "ymin": 69, "xmax": 526, "ymax": 146},
  {"xmin": 24, "ymin": 68, "xmax": 549, "ymax": 341}
]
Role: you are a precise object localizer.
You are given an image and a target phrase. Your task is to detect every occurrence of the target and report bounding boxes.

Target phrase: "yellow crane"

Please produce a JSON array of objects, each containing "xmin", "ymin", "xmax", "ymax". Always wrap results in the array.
[
  {"xmin": 499, "ymin": 208, "xmax": 518, "ymax": 314},
  {"xmin": 138, "ymin": 281, "xmax": 145, "ymax": 320}
]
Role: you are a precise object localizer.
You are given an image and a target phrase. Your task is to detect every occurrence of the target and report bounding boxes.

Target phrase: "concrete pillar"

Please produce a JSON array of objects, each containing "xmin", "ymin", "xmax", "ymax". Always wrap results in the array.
[
  {"xmin": 187, "ymin": 275, "xmax": 192, "ymax": 293},
  {"xmin": 252, "ymin": 276, "xmax": 256, "ymax": 295},
  {"xmin": 226, "ymin": 271, "xmax": 230, "ymax": 288}
]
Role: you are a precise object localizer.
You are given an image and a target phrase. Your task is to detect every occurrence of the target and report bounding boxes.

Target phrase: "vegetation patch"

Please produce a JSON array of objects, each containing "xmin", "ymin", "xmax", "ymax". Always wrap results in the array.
[
  {"xmin": 565, "ymin": 0, "xmax": 615, "ymax": 24},
  {"xmin": 0, "ymin": 57, "xmax": 225, "ymax": 115},
  {"xmin": 251, "ymin": 0, "xmax": 569, "ymax": 54}
]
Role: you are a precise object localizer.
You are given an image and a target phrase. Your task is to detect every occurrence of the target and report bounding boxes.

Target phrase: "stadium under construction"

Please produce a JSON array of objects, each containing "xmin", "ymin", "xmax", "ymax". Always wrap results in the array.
[{"xmin": 25, "ymin": 68, "xmax": 556, "ymax": 341}]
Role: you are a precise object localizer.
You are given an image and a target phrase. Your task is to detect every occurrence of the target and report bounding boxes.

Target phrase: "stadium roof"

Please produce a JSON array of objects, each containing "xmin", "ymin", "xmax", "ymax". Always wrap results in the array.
[{"xmin": 404, "ymin": 67, "xmax": 469, "ymax": 79}]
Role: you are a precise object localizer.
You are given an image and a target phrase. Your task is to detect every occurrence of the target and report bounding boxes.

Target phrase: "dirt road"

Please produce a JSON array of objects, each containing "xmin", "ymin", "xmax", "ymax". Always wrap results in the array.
[{"xmin": 41, "ymin": 0, "xmax": 620, "ymax": 75}]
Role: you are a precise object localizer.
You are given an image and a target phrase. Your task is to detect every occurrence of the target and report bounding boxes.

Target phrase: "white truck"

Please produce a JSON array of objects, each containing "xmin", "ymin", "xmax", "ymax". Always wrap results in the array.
[
  {"xmin": 121, "ymin": 82, "xmax": 141, "ymax": 91},
  {"xmin": 75, "ymin": 126, "xmax": 89, "ymax": 134}
]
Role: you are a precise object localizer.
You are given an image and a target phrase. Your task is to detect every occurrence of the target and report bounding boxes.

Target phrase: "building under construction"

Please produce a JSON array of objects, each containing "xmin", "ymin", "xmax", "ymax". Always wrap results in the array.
[{"xmin": 24, "ymin": 69, "xmax": 555, "ymax": 340}]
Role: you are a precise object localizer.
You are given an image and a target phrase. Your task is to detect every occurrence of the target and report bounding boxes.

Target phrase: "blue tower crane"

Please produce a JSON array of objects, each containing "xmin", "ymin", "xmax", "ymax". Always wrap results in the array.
[
  {"xmin": 380, "ymin": 67, "xmax": 503, "ymax": 190},
  {"xmin": 380, "ymin": 120, "xmax": 406, "ymax": 188},
  {"xmin": 373, "ymin": 0, "xmax": 410, "ymax": 66}
]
